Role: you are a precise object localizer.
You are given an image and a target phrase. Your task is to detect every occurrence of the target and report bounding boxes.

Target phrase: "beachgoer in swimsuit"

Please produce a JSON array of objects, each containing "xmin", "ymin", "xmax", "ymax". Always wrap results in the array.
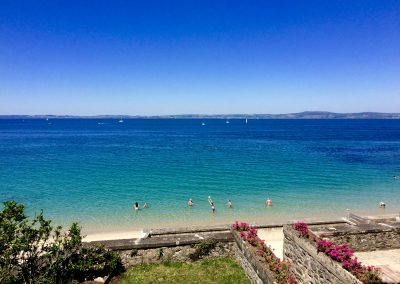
[
  {"xmin": 266, "ymin": 194, "xmax": 272, "ymax": 206},
  {"xmin": 188, "ymin": 198, "xmax": 193, "ymax": 207},
  {"xmin": 142, "ymin": 202, "xmax": 148, "ymax": 208},
  {"xmin": 134, "ymin": 202, "xmax": 139, "ymax": 210},
  {"xmin": 227, "ymin": 199, "xmax": 232, "ymax": 208}
]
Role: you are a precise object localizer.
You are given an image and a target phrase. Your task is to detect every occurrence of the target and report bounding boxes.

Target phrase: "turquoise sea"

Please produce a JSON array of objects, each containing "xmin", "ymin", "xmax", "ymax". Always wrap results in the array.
[{"xmin": 1, "ymin": 119, "xmax": 400, "ymax": 233}]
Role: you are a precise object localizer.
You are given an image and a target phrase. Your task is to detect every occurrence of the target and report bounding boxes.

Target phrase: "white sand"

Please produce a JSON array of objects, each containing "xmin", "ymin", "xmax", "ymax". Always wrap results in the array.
[
  {"xmin": 355, "ymin": 249, "xmax": 400, "ymax": 272},
  {"xmin": 355, "ymin": 249, "xmax": 400, "ymax": 283},
  {"xmin": 257, "ymin": 227, "xmax": 284, "ymax": 260},
  {"xmin": 83, "ymin": 230, "xmax": 144, "ymax": 242}
]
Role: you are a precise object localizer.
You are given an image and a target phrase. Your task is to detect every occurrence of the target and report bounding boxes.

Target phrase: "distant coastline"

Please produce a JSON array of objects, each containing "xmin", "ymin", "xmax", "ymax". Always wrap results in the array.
[{"xmin": 1, "ymin": 111, "xmax": 400, "ymax": 119}]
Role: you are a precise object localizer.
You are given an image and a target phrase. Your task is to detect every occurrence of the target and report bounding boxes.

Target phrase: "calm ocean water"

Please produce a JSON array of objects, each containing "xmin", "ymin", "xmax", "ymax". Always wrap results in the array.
[{"xmin": 1, "ymin": 119, "xmax": 400, "ymax": 233}]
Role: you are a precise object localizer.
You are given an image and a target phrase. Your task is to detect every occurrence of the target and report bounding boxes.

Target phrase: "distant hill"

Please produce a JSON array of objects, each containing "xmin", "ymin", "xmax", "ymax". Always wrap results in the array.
[{"xmin": 1, "ymin": 111, "xmax": 400, "ymax": 119}]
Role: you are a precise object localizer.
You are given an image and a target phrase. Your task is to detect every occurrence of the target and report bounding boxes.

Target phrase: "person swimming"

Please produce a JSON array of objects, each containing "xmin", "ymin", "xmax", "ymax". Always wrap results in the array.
[
  {"xmin": 188, "ymin": 198, "xmax": 193, "ymax": 207},
  {"xmin": 379, "ymin": 201, "xmax": 386, "ymax": 208},
  {"xmin": 142, "ymin": 202, "xmax": 148, "ymax": 208},
  {"xmin": 266, "ymin": 194, "xmax": 272, "ymax": 207},
  {"xmin": 227, "ymin": 199, "xmax": 232, "ymax": 208},
  {"xmin": 134, "ymin": 202, "xmax": 139, "ymax": 210}
]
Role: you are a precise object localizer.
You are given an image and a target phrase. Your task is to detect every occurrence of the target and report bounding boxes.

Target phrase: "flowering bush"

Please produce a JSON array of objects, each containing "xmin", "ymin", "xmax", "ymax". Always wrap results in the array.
[
  {"xmin": 316, "ymin": 240, "xmax": 354, "ymax": 262},
  {"xmin": 240, "ymin": 228, "xmax": 259, "ymax": 246},
  {"xmin": 233, "ymin": 222, "xmax": 297, "ymax": 283},
  {"xmin": 231, "ymin": 221, "xmax": 251, "ymax": 232},
  {"xmin": 292, "ymin": 222, "xmax": 381, "ymax": 283},
  {"xmin": 356, "ymin": 266, "xmax": 382, "ymax": 283},
  {"xmin": 293, "ymin": 221, "xmax": 309, "ymax": 238},
  {"xmin": 316, "ymin": 239, "xmax": 381, "ymax": 283}
]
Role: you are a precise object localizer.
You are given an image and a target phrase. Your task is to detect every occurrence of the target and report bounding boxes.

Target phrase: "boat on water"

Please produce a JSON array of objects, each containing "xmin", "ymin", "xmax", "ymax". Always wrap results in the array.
[
  {"xmin": 201, "ymin": 122, "xmax": 206, "ymax": 126},
  {"xmin": 226, "ymin": 120, "xmax": 230, "ymax": 124},
  {"xmin": 118, "ymin": 119, "xmax": 124, "ymax": 123},
  {"xmin": 245, "ymin": 118, "xmax": 248, "ymax": 124}
]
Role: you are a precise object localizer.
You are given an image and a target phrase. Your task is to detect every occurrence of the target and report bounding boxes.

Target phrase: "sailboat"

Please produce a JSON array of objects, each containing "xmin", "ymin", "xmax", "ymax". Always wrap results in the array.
[{"xmin": 245, "ymin": 118, "xmax": 248, "ymax": 124}]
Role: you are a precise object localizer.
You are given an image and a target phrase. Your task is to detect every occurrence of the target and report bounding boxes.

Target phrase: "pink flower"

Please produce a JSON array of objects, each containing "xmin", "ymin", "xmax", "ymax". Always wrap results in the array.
[{"xmin": 293, "ymin": 221, "xmax": 310, "ymax": 238}]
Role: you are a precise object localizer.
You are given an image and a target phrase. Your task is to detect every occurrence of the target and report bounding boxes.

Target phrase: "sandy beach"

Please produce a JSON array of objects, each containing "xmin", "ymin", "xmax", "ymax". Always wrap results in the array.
[{"xmin": 83, "ymin": 230, "xmax": 145, "ymax": 242}]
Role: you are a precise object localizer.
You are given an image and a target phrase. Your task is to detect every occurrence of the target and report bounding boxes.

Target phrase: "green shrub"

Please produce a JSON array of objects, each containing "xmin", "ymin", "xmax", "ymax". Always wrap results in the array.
[
  {"xmin": 189, "ymin": 239, "xmax": 217, "ymax": 261},
  {"xmin": 0, "ymin": 201, "xmax": 123, "ymax": 283}
]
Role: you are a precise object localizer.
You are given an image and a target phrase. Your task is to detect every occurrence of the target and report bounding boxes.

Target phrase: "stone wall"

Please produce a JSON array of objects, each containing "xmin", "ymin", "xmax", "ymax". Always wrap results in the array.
[
  {"xmin": 118, "ymin": 242, "xmax": 235, "ymax": 267},
  {"xmin": 232, "ymin": 230, "xmax": 277, "ymax": 284},
  {"xmin": 283, "ymin": 226, "xmax": 361, "ymax": 284},
  {"xmin": 326, "ymin": 228, "xmax": 400, "ymax": 252}
]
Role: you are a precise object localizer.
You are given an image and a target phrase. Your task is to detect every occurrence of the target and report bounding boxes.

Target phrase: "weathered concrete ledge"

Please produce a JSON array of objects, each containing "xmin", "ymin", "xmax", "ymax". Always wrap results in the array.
[
  {"xmin": 86, "ymin": 230, "xmax": 233, "ymax": 250},
  {"xmin": 147, "ymin": 224, "xmax": 231, "ymax": 236},
  {"xmin": 310, "ymin": 222, "xmax": 400, "ymax": 252},
  {"xmin": 147, "ymin": 217, "xmax": 347, "ymax": 236}
]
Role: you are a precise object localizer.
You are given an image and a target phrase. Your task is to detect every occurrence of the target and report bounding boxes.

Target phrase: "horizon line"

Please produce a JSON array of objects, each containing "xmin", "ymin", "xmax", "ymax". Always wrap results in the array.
[{"xmin": 1, "ymin": 111, "xmax": 400, "ymax": 118}]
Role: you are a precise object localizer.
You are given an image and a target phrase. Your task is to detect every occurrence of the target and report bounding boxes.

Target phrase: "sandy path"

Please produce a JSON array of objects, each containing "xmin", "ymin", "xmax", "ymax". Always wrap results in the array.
[{"xmin": 257, "ymin": 227, "xmax": 284, "ymax": 259}]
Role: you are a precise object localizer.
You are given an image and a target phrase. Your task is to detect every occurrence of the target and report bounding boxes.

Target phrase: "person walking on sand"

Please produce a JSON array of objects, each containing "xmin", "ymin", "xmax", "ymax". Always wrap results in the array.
[
  {"xmin": 188, "ymin": 198, "xmax": 193, "ymax": 207},
  {"xmin": 134, "ymin": 202, "xmax": 139, "ymax": 211},
  {"xmin": 266, "ymin": 194, "xmax": 272, "ymax": 207},
  {"xmin": 227, "ymin": 199, "xmax": 233, "ymax": 208}
]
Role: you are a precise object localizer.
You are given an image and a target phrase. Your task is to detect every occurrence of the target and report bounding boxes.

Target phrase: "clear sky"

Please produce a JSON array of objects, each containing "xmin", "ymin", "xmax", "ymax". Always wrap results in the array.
[{"xmin": 0, "ymin": 1, "xmax": 399, "ymax": 115}]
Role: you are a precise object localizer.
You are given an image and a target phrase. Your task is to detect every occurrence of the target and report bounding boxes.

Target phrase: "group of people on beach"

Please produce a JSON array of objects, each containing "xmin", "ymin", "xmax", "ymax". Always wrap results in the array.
[{"xmin": 134, "ymin": 194, "xmax": 273, "ymax": 212}]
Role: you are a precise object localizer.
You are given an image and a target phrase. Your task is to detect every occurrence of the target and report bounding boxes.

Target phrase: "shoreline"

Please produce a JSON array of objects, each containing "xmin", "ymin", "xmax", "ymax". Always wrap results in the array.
[{"xmin": 79, "ymin": 207, "xmax": 398, "ymax": 235}]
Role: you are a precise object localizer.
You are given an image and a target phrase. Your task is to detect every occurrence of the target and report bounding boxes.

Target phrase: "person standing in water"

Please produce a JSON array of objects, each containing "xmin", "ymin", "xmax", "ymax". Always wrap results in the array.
[
  {"xmin": 134, "ymin": 202, "xmax": 139, "ymax": 210},
  {"xmin": 266, "ymin": 194, "xmax": 272, "ymax": 207},
  {"xmin": 211, "ymin": 202, "xmax": 215, "ymax": 213},
  {"xmin": 188, "ymin": 198, "xmax": 193, "ymax": 207},
  {"xmin": 208, "ymin": 196, "xmax": 216, "ymax": 213},
  {"xmin": 227, "ymin": 199, "xmax": 233, "ymax": 208}
]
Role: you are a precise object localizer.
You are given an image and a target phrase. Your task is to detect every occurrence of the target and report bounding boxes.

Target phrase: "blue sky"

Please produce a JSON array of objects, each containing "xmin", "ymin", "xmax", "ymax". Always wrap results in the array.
[{"xmin": 0, "ymin": 1, "xmax": 399, "ymax": 115}]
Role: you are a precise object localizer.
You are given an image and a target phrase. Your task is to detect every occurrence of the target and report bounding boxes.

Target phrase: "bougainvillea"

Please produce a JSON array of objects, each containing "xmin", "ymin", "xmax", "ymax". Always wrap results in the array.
[
  {"xmin": 233, "ymin": 221, "xmax": 297, "ymax": 284},
  {"xmin": 231, "ymin": 221, "xmax": 251, "ymax": 232},
  {"xmin": 293, "ymin": 221, "xmax": 309, "ymax": 238},
  {"xmin": 293, "ymin": 222, "xmax": 381, "ymax": 283},
  {"xmin": 316, "ymin": 240, "xmax": 354, "ymax": 262}
]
